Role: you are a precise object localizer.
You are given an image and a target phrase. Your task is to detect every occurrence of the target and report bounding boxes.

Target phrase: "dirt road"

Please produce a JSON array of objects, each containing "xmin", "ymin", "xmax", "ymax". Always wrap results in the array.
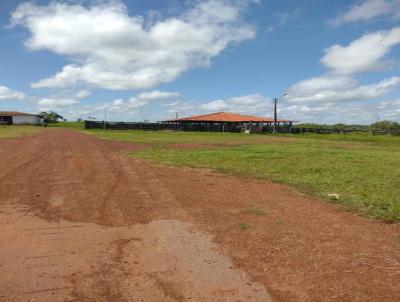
[{"xmin": 0, "ymin": 129, "xmax": 399, "ymax": 301}]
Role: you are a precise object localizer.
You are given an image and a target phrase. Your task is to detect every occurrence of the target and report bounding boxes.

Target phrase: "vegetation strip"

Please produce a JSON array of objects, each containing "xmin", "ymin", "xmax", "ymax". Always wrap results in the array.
[{"xmin": 0, "ymin": 126, "xmax": 41, "ymax": 139}]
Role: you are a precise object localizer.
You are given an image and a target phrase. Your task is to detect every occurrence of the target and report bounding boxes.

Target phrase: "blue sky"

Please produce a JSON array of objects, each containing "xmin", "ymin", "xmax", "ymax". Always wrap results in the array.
[{"xmin": 0, "ymin": 0, "xmax": 399, "ymax": 123}]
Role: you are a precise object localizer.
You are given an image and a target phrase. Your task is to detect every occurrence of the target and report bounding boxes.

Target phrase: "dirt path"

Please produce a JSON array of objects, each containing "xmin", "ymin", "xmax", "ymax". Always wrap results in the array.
[{"xmin": 0, "ymin": 129, "xmax": 399, "ymax": 301}]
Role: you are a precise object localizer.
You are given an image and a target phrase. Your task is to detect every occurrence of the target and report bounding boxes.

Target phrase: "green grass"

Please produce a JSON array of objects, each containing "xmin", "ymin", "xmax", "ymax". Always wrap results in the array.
[
  {"xmin": 48, "ymin": 121, "xmax": 85, "ymax": 130},
  {"xmin": 84, "ymin": 129, "xmax": 277, "ymax": 146},
  {"xmin": 239, "ymin": 223, "xmax": 251, "ymax": 230},
  {"xmin": 136, "ymin": 143, "xmax": 400, "ymax": 221},
  {"xmin": 245, "ymin": 206, "xmax": 267, "ymax": 216},
  {"xmin": 279, "ymin": 131, "xmax": 400, "ymax": 147},
  {"xmin": 0, "ymin": 125, "xmax": 41, "ymax": 139},
  {"xmin": 85, "ymin": 128, "xmax": 400, "ymax": 148},
  {"xmin": 85, "ymin": 129, "xmax": 400, "ymax": 221}
]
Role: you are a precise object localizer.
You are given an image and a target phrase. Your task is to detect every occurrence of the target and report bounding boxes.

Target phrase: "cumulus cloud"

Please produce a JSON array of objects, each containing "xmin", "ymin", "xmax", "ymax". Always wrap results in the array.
[
  {"xmin": 135, "ymin": 90, "xmax": 180, "ymax": 101},
  {"xmin": 94, "ymin": 90, "xmax": 182, "ymax": 115},
  {"xmin": 321, "ymin": 27, "xmax": 400, "ymax": 75},
  {"xmin": 162, "ymin": 100, "xmax": 195, "ymax": 114},
  {"xmin": 196, "ymin": 92, "xmax": 400, "ymax": 124},
  {"xmin": 200, "ymin": 94, "xmax": 272, "ymax": 115},
  {"xmin": 329, "ymin": 0, "xmax": 400, "ymax": 27},
  {"xmin": 12, "ymin": 0, "xmax": 256, "ymax": 90},
  {"xmin": 284, "ymin": 26, "xmax": 400, "ymax": 108},
  {"xmin": 36, "ymin": 88, "xmax": 400, "ymax": 124},
  {"xmin": 285, "ymin": 76, "xmax": 357, "ymax": 96},
  {"xmin": 0, "ymin": 85, "xmax": 26, "ymax": 100},
  {"xmin": 38, "ymin": 89, "xmax": 91, "ymax": 111},
  {"xmin": 285, "ymin": 76, "xmax": 400, "ymax": 103},
  {"xmin": 74, "ymin": 90, "xmax": 91, "ymax": 98},
  {"xmin": 38, "ymin": 98, "xmax": 80, "ymax": 111}
]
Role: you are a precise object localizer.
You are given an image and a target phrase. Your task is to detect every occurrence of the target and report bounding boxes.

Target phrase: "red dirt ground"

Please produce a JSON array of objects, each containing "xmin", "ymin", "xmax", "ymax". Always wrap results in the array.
[{"xmin": 0, "ymin": 129, "xmax": 399, "ymax": 301}]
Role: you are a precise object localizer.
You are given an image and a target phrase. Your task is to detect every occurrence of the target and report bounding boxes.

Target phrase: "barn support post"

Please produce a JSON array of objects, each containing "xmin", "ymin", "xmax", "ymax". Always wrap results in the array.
[{"xmin": 273, "ymin": 97, "xmax": 278, "ymax": 133}]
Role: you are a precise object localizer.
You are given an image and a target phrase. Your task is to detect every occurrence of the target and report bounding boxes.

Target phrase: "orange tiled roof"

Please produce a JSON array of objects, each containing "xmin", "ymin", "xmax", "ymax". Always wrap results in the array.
[{"xmin": 164, "ymin": 112, "xmax": 292, "ymax": 123}]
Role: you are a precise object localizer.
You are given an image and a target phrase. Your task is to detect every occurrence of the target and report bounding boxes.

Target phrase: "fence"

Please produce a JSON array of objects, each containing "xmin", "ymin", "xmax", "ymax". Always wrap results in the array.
[
  {"xmin": 84, "ymin": 121, "xmax": 176, "ymax": 131},
  {"xmin": 290, "ymin": 128, "xmax": 400, "ymax": 136},
  {"xmin": 84, "ymin": 121, "xmax": 400, "ymax": 136},
  {"xmin": 84, "ymin": 121, "xmax": 290, "ymax": 133}
]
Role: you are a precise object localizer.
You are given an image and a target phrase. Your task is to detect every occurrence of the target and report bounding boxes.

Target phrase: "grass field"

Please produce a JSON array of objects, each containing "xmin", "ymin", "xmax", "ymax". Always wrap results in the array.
[
  {"xmin": 85, "ymin": 129, "xmax": 400, "ymax": 222},
  {"xmin": 0, "ymin": 126, "xmax": 41, "ymax": 139},
  {"xmin": 84, "ymin": 128, "xmax": 277, "ymax": 145},
  {"xmin": 48, "ymin": 121, "xmax": 85, "ymax": 130}
]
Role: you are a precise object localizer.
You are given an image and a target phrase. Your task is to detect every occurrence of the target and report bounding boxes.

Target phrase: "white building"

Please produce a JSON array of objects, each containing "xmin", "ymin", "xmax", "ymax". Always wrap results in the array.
[{"xmin": 0, "ymin": 111, "xmax": 41, "ymax": 125}]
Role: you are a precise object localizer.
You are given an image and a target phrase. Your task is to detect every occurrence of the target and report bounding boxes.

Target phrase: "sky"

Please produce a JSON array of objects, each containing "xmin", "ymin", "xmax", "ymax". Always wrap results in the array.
[{"xmin": 0, "ymin": 0, "xmax": 399, "ymax": 124}]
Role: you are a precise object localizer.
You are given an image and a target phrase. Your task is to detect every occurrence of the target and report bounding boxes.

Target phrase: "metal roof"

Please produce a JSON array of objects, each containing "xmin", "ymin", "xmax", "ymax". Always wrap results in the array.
[{"xmin": 0, "ymin": 111, "xmax": 39, "ymax": 117}]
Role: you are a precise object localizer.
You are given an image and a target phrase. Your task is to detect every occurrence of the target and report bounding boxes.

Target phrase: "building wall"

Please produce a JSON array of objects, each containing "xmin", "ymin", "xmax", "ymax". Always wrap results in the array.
[{"xmin": 12, "ymin": 115, "xmax": 41, "ymax": 125}]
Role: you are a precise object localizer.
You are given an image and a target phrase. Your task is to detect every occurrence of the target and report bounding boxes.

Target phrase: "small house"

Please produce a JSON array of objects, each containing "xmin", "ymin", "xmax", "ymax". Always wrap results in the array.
[{"xmin": 0, "ymin": 111, "xmax": 41, "ymax": 125}]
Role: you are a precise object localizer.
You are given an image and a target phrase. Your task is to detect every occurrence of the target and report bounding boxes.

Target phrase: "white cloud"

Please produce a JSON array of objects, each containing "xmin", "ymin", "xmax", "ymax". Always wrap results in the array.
[
  {"xmin": 97, "ymin": 90, "xmax": 182, "ymax": 113},
  {"xmin": 275, "ymin": 8, "xmax": 302, "ymax": 26},
  {"xmin": 35, "ymin": 88, "xmax": 400, "ymax": 124},
  {"xmin": 162, "ymin": 100, "xmax": 195, "ymax": 114},
  {"xmin": 285, "ymin": 76, "xmax": 400, "ymax": 103},
  {"xmin": 37, "ymin": 88, "xmax": 180, "ymax": 117},
  {"xmin": 136, "ymin": 90, "xmax": 180, "ymax": 101},
  {"xmin": 196, "ymin": 92, "xmax": 400, "ymax": 124},
  {"xmin": 37, "ymin": 89, "xmax": 92, "ymax": 111},
  {"xmin": 12, "ymin": 0, "xmax": 256, "ymax": 90},
  {"xmin": 266, "ymin": 7, "xmax": 302, "ymax": 33},
  {"xmin": 0, "ymin": 85, "xmax": 26, "ymax": 100},
  {"xmin": 377, "ymin": 98, "xmax": 400, "ymax": 110},
  {"xmin": 321, "ymin": 27, "xmax": 400, "ymax": 75},
  {"xmin": 286, "ymin": 76, "xmax": 357, "ymax": 97},
  {"xmin": 75, "ymin": 90, "xmax": 91, "ymax": 98},
  {"xmin": 38, "ymin": 98, "xmax": 79, "ymax": 111},
  {"xmin": 329, "ymin": 0, "xmax": 400, "ymax": 27},
  {"xmin": 283, "ymin": 25, "xmax": 400, "ymax": 121},
  {"xmin": 285, "ymin": 26, "xmax": 400, "ymax": 106},
  {"xmin": 200, "ymin": 94, "xmax": 272, "ymax": 115},
  {"xmin": 284, "ymin": 99, "xmax": 400, "ymax": 124}
]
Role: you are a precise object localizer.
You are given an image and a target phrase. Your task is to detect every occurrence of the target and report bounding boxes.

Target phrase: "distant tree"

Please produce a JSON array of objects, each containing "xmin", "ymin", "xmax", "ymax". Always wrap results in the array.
[
  {"xmin": 77, "ymin": 118, "xmax": 83, "ymax": 122},
  {"xmin": 295, "ymin": 123, "xmax": 369, "ymax": 131},
  {"xmin": 296, "ymin": 123, "xmax": 330, "ymax": 129},
  {"xmin": 332, "ymin": 123, "xmax": 346, "ymax": 130},
  {"xmin": 39, "ymin": 111, "xmax": 65, "ymax": 123},
  {"xmin": 370, "ymin": 120, "xmax": 400, "ymax": 130}
]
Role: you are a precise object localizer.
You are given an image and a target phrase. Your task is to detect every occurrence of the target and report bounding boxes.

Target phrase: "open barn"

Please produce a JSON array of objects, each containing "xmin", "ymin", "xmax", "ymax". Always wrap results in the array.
[{"xmin": 161, "ymin": 111, "xmax": 294, "ymax": 133}]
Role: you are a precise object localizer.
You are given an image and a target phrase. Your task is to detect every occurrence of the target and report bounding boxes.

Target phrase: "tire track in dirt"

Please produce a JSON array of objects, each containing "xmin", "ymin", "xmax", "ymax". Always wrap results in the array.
[{"xmin": 0, "ymin": 129, "xmax": 272, "ymax": 302}]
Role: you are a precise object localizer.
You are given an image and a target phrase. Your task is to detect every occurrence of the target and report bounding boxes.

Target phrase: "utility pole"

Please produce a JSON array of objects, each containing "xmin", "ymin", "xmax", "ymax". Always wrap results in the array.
[
  {"xmin": 103, "ymin": 108, "xmax": 107, "ymax": 130},
  {"xmin": 273, "ymin": 97, "xmax": 278, "ymax": 134},
  {"xmin": 272, "ymin": 94, "xmax": 287, "ymax": 134}
]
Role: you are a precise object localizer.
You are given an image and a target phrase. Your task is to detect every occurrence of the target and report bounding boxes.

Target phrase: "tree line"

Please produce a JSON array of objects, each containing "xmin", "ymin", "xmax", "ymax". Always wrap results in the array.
[{"xmin": 296, "ymin": 121, "xmax": 400, "ymax": 131}]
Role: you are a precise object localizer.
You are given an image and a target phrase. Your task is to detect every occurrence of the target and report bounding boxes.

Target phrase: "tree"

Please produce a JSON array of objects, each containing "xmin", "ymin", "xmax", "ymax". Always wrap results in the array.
[
  {"xmin": 370, "ymin": 120, "xmax": 400, "ymax": 131},
  {"xmin": 39, "ymin": 111, "xmax": 65, "ymax": 123}
]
